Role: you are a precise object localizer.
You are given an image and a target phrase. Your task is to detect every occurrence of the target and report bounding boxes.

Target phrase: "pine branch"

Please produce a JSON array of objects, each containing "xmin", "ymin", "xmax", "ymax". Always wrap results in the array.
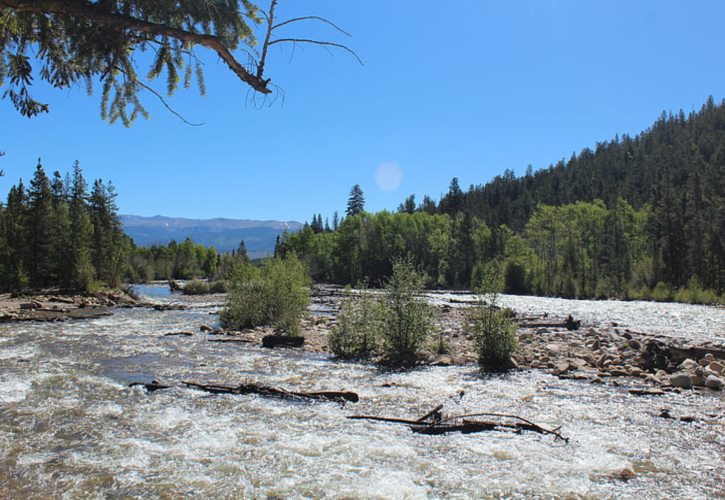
[{"xmin": 0, "ymin": 0, "xmax": 272, "ymax": 94}]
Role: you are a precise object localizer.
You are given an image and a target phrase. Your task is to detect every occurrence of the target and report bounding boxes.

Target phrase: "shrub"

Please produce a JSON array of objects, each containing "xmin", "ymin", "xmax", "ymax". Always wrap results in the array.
[
  {"xmin": 181, "ymin": 279, "xmax": 210, "ymax": 295},
  {"xmin": 208, "ymin": 280, "xmax": 228, "ymax": 293},
  {"xmin": 378, "ymin": 259, "xmax": 435, "ymax": 367},
  {"xmin": 329, "ymin": 289, "xmax": 382, "ymax": 358},
  {"xmin": 220, "ymin": 256, "xmax": 310, "ymax": 335},
  {"xmin": 466, "ymin": 266, "xmax": 517, "ymax": 372}
]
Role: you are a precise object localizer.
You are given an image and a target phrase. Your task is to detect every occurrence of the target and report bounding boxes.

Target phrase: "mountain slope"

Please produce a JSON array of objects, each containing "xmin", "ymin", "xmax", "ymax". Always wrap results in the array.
[{"xmin": 121, "ymin": 215, "xmax": 302, "ymax": 257}]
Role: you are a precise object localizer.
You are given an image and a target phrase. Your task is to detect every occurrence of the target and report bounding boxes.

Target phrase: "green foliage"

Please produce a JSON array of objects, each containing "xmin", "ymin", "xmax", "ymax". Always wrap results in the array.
[
  {"xmin": 329, "ymin": 289, "xmax": 382, "ymax": 359},
  {"xmin": 377, "ymin": 259, "xmax": 435, "ymax": 367},
  {"xmin": 182, "ymin": 279, "xmax": 229, "ymax": 295},
  {"xmin": 0, "ymin": 161, "xmax": 126, "ymax": 292},
  {"xmin": 220, "ymin": 256, "xmax": 310, "ymax": 335},
  {"xmin": 466, "ymin": 270, "xmax": 518, "ymax": 372},
  {"xmin": 0, "ymin": 1, "xmax": 263, "ymax": 124}
]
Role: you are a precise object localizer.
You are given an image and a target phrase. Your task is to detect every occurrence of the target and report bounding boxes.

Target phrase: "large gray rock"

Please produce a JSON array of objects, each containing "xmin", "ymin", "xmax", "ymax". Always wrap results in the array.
[
  {"xmin": 669, "ymin": 373, "xmax": 692, "ymax": 389},
  {"xmin": 705, "ymin": 375, "xmax": 723, "ymax": 390}
]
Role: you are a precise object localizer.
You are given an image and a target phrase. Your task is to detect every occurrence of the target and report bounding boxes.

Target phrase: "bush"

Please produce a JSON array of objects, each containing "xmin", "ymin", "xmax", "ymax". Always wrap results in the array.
[
  {"xmin": 466, "ymin": 267, "xmax": 517, "ymax": 372},
  {"xmin": 378, "ymin": 259, "xmax": 435, "ymax": 367},
  {"xmin": 329, "ymin": 289, "xmax": 382, "ymax": 358},
  {"xmin": 220, "ymin": 256, "xmax": 310, "ymax": 335},
  {"xmin": 181, "ymin": 279, "xmax": 210, "ymax": 295}
]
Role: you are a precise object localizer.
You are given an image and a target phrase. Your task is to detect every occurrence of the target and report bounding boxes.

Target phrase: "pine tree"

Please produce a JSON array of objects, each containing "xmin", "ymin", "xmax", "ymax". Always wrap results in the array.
[
  {"xmin": 346, "ymin": 184, "xmax": 365, "ymax": 217},
  {"xmin": 67, "ymin": 162, "xmax": 94, "ymax": 290},
  {"xmin": 27, "ymin": 162, "xmax": 55, "ymax": 287}
]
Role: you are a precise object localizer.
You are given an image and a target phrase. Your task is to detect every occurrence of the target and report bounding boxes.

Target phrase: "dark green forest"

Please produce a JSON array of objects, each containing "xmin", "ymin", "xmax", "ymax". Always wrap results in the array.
[
  {"xmin": 277, "ymin": 98, "xmax": 725, "ymax": 303},
  {"xmin": 0, "ymin": 161, "xmax": 127, "ymax": 291}
]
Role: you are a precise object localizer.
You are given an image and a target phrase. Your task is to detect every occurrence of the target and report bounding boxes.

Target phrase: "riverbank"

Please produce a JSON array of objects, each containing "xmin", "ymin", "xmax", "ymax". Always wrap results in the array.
[{"xmin": 0, "ymin": 289, "xmax": 140, "ymax": 322}]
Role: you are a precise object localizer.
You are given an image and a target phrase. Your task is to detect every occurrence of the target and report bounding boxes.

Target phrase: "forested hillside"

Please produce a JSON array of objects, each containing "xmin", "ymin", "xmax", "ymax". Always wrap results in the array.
[{"xmin": 278, "ymin": 98, "xmax": 725, "ymax": 302}]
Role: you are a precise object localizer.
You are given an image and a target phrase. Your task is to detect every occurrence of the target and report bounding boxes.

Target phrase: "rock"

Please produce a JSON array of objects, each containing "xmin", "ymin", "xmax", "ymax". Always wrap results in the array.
[
  {"xmin": 654, "ymin": 370, "xmax": 668, "ymax": 381},
  {"xmin": 19, "ymin": 301, "xmax": 42, "ymax": 310},
  {"xmin": 608, "ymin": 468, "xmax": 636, "ymax": 481},
  {"xmin": 702, "ymin": 353, "xmax": 715, "ymax": 363},
  {"xmin": 708, "ymin": 361, "xmax": 724, "ymax": 375},
  {"xmin": 705, "ymin": 375, "xmax": 723, "ymax": 390},
  {"xmin": 628, "ymin": 366, "xmax": 644, "ymax": 377},
  {"xmin": 552, "ymin": 361, "xmax": 573, "ymax": 376},
  {"xmin": 431, "ymin": 355, "xmax": 454, "ymax": 367},
  {"xmin": 642, "ymin": 341, "xmax": 671, "ymax": 371},
  {"xmin": 590, "ymin": 378, "xmax": 604, "ymax": 384},
  {"xmin": 628, "ymin": 339, "xmax": 641, "ymax": 350},
  {"xmin": 199, "ymin": 324, "xmax": 213, "ymax": 332},
  {"xmin": 669, "ymin": 373, "xmax": 692, "ymax": 389},
  {"xmin": 690, "ymin": 368, "xmax": 707, "ymax": 387},
  {"xmin": 609, "ymin": 369, "xmax": 629, "ymax": 377},
  {"xmin": 596, "ymin": 353, "xmax": 612, "ymax": 368},
  {"xmin": 678, "ymin": 358, "xmax": 699, "ymax": 371}
]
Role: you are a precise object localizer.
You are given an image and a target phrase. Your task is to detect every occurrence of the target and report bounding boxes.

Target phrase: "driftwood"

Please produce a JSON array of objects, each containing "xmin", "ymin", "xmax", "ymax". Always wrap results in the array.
[
  {"xmin": 348, "ymin": 407, "xmax": 568, "ymax": 442},
  {"xmin": 519, "ymin": 314, "xmax": 580, "ymax": 331},
  {"xmin": 129, "ymin": 381, "xmax": 172, "ymax": 392},
  {"xmin": 262, "ymin": 335, "xmax": 305, "ymax": 348},
  {"xmin": 208, "ymin": 338, "xmax": 253, "ymax": 344},
  {"xmin": 164, "ymin": 331, "xmax": 194, "ymax": 337},
  {"xmin": 183, "ymin": 381, "xmax": 358, "ymax": 404}
]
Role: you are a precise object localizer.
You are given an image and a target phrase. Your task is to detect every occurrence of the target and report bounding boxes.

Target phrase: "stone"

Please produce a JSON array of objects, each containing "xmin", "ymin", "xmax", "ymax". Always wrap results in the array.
[
  {"xmin": 609, "ymin": 369, "xmax": 629, "ymax": 377},
  {"xmin": 628, "ymin": 339, "xmax": 641, "ymax": 350},
  {"xmin": 702, "ymin": 353, "xmax": 715, "ymax": 363},
  {"xmin": 199, "ymin": 324, "xmax": 213, "ymax": 332},
  {"xmin": 590, "ymin": 378, "xmax": 604, "ymax": 384},
  {"xmin": 628, "ymin": 366, "xmax": 644, "ymax": 377},
  {"xmin": 678, "ymin": 358, "xmax": 699, "ymax": 371},
  {"xmin": 708, "ymin": 361, "xmax": 724, "ymax": 375},
  {"xmin": 552, "ymin": 362, "xmax": 572, "ymax": 376},
  {"xmin": 669, "ymin": 373, "xmax": 692, "ymax": 389},
  {"xmin": 705, "ymin": 375, "xmax": 723, "ymax": 390},
  {"xmin": 690, "ymin": 368, "xmax": 707, "ymax": 387},
  {"xmin": 642, "ymin": 341, "xmax": 671, "ymax": 371}
]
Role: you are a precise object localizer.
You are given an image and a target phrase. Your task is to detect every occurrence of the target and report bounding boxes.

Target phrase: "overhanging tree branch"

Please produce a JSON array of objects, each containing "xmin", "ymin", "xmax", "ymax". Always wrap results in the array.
[{"xmin": 0, "ymin": 0, "xmax": 272, "ymax": 94}]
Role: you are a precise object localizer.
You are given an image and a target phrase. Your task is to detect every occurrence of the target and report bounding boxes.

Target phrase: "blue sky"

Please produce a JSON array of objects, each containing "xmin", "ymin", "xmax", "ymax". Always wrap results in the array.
[{"xmin": 2, "ymin": 0, "xmax": 725, "ymax": 223}]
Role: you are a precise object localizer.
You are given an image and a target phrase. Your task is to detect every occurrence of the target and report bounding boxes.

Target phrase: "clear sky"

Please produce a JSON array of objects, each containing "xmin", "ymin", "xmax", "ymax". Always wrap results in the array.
[{"xmin": 2, "ymin": 0, "xmax": 725, "ymax": 223}]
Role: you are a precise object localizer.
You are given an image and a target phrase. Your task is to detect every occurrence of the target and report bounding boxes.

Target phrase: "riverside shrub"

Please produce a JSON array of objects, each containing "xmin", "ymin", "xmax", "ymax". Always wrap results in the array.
[
  {"xmin": 220, "ymin": 256, "xmax": 310, "ymax": 335},
  {"xmin": 467, "ymin": 268, "xmax": 517, "ymax": 371},
  {"xmin": 378, "ymin": 259, "xmax": 435, "ymax": 367},
  {"xmin": 329, "ymin": 289, "xmax": 382, "ymax": 358}
]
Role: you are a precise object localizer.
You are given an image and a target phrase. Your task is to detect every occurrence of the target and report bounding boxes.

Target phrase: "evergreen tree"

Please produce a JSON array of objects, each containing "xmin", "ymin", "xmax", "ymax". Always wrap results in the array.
[
  {"xmin": 26, "ymin": 162, "xmax": 55, "ymax": 287},
  {"xmin": 346, "ymin": 184, "xmax": 365, "ymax": 217},
  {"xmin": 67, "ymin": 162, "xmax": 94, "ymax": 290}
]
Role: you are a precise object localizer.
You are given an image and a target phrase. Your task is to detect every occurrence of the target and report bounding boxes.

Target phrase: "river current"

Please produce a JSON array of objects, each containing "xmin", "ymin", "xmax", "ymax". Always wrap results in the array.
[{"xmin": 0, "ymin": 285, "xmax": 723, "ymax": 498}]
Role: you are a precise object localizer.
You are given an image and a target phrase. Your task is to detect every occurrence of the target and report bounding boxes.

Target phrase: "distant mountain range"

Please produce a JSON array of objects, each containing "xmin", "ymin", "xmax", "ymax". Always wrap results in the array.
[{"xmin": 121, "ymin": 215, "xmax": 303, "ymax": 258}]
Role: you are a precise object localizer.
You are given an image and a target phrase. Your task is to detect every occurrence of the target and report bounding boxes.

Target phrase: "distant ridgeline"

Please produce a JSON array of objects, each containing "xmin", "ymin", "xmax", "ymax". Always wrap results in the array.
[{"xmin": 277, "ymin": 97, "xmax": 724, "ymax": 303}]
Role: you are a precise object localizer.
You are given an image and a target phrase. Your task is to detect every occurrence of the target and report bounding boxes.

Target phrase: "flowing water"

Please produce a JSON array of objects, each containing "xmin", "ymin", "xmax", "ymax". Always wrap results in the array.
[{"xmin": 0, "ymin": 285, "xmax": 723, "ymax": 498}]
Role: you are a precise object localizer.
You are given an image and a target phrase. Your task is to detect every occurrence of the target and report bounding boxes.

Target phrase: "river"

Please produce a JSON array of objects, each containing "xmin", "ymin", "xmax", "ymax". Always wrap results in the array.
[{"xmin": 0, "ymin": 285, "xmax": 723, "ymax": 498}]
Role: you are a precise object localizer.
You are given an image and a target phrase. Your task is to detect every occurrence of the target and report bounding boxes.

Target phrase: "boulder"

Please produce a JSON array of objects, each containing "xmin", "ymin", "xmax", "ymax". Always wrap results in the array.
[
  {"xmin": 669, "ymin": 373, "xmax": 692, "ymax": 389},
  {"xmin": 641, "ymin": 341, "xmax": 671, "ymax": 371},
  {"xmin": 705, "ymin": 375, "xmax": 723, "ymax": 390}
]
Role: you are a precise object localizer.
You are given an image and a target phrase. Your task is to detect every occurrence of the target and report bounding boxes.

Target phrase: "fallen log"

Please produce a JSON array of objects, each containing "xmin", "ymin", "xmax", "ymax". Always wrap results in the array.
[
  {"xmin": 129, "ymin": 381, "xmax": 172, "ymax": 392},
  {"xmin": 348, "ymin": 410, "xmax": 568, "ymax": 442},
  {"xmin": 183, "ymin": 381, "xmax": 358, "ymax": 404},
  {"xmin": 164, "ymin": 331, "xmax": 194, "ymax": 337},
  {"xmin": 262, "ymin": 335, "xmax": 305, "ymax": 348},
  {"xmin": 208, "ymin": 338, "xmax": 253, "ymax": 344}
]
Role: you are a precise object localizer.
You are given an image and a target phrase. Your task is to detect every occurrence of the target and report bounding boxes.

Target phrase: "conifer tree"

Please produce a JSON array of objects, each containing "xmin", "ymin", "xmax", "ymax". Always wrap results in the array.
[
  {"xmin": 346, "ymin": 184, "xmax": 365, "ymax": 217},
  {"xmin": 67, "ymin": 162, "xmax": 94, "ymax": 290},
  {"xmin": 27, "ymin": 162, "xmax": 55, "ymax": 287}
]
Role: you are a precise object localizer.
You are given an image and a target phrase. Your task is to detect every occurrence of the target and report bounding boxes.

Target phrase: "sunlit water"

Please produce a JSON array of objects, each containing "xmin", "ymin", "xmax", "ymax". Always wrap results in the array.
[{"xmin": 0, "ymin": 285, "xmax": 723, "ymax": 498}]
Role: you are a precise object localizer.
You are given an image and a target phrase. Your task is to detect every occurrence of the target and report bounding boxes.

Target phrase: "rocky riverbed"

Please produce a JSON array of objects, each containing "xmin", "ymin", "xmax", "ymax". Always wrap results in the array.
[{"xmin": 186, "ymin": 285, "xmax": 725, "ymax": 396}]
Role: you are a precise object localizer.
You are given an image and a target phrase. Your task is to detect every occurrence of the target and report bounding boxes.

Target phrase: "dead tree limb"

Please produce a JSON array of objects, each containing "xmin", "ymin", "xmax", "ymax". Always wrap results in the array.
[
  {"xmin": 348, "ymin": 410, "xmax": 568, "ymax": 442},
  {"xmin": 183, "ymin": 381, "xmax": 358, "ymax": 404}
]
